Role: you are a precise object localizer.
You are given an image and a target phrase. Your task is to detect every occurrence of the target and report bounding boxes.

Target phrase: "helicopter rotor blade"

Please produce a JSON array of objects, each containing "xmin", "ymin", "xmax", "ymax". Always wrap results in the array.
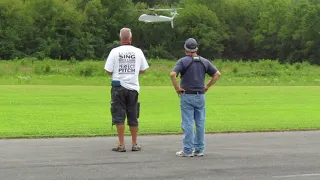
[
  {"xmin": 121, "ymin": 7, "xmax": 183, "ymax": 12},
  {"xmin": 153, "ymin": 9, "xmax": 172, "ymax": 11},
  {"xmin": 121, "ymin": 8, "xmax": 151, "ymax": 12},
  {"xmin": 154, "ymin": 8, "xmax": 183, "ymax": 11}
]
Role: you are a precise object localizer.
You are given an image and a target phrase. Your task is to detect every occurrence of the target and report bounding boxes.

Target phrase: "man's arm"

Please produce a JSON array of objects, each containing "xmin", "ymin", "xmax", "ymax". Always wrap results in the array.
[
  {"xmin": 139, "ymin": 50, "xmax": 149, "ymax": 74},
  {"xmin": 170, "ymin": 71, "xmax": 180, "ymax": 91},
  {"xmin": 205, "ymin": 61, "xmax": 221, "ymax": 91},
  {"xmin": 170, "ymin": 60, "xmax": 185, "ymax": 95},
  {"xmin": 104, "ymin": 49, "xmax": 115, "ymax": 75},
  {"xmin": 205, "ymin": 71, "xmax": 221, "ymax": 90},
  {"xmin": 139, "ymin": 70, "xmax": 146, "ymax": 74}
]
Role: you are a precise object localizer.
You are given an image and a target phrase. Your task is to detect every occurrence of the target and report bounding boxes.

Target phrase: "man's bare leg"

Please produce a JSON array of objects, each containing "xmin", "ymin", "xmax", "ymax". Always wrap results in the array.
[
  {"xmin": 117, "ymin": 124, "xmax": 125, "ymax": 146},
  {"xmin": 129, "ymin": 126, "xmax": 138, "ymax": 145},
  {"xmin": 130, "ymin": 126, "xmax": 141, "ymax": 151},
  {"xmin": 111, "ymin": 124, "xmax": 126, "ymax": 152}
]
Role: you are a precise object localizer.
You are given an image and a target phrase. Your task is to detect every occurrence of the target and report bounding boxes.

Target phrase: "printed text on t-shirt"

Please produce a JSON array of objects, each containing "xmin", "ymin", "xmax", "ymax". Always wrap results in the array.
[{"xmin": 118, "ymin": 52, "xmax": 136, "ymax": 74}]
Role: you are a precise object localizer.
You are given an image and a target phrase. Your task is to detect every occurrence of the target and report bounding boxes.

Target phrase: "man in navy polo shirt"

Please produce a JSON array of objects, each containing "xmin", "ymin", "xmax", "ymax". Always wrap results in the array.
[{"xmin": 170, "ymin": 38, "xmax": 221, "ymax": 157}]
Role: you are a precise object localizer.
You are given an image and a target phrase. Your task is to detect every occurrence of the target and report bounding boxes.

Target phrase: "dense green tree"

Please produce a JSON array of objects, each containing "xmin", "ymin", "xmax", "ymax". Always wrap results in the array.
[
  {"xmin": 82, "ymin": 0, "xmax": 109, "ymax": 59},
  {"xmin": 0, "ymin": 0, "xmax": 31, "ymax": 59},
  {"xmin": 300, "ymin": 3, "xmax": 320, "ymax": 64},
  {"xmin": 0, "ymin": 0, "xmax": 319, "ymax": 64},
  {"xmin": 175, "ymin": 0, "xmax": 227, "ymax": 59},
  {"xmin": 132, "ymin": 0, "xmax": 180, "ymax": 7},
  {"xmin": 253, "ymin": 0, "xmax": 292, "ymax": 59},
  {"xmin": 24, "ymin": 0, "xmax": 85, "ymax": 59}
]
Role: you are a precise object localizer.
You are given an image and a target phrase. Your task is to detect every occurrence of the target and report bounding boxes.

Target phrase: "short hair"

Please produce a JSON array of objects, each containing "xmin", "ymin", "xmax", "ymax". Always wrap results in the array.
[{"xmin": 119, "ymin": 28, "xmax": 132, "ymax": 41}]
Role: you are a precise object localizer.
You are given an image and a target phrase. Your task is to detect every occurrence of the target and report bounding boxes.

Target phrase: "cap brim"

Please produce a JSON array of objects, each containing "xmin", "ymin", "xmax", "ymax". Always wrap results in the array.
[{"xmin": 184, "ymin": 45, "xmax": 198, "ymax": 52}]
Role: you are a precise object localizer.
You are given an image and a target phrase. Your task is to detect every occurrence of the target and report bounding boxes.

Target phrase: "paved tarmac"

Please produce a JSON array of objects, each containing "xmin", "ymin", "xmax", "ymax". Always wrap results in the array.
[{"xmin": 1, "ymin": 131, "xmax": 320, "ymax": 180}]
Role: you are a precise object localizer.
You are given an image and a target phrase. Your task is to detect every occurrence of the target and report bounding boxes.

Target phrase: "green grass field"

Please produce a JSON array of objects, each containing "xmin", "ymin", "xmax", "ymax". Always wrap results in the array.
[
  {"xmin": 1, "ymin": 58, "xmax": 320, "ymax": 86},
  {"xmin": 1, "ymin": 85, "xmax": 319, "ymax": 138},
  {"xmin": 1, "ymin": 58, "xmax": 319, "ymax": 138}
]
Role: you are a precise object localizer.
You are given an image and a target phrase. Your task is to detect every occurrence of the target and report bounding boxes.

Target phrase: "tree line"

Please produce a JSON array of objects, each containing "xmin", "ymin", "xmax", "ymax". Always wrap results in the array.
[{"xmin": 1, "ymin": 0, "xmax": 320, "ymax": 64}]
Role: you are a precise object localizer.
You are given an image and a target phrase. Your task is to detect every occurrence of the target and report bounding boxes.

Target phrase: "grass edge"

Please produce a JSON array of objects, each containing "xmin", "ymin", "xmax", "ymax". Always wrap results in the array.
[{"xmin": 1, "ymin": 128, "xmax": 320, "ymax": 140}]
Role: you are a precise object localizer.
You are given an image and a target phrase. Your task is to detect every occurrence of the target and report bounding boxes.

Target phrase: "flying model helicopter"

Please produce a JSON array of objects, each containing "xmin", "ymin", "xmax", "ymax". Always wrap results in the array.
[{"xmin": 136, "ymin": 7, "xmax": 183, "ymax": 28}]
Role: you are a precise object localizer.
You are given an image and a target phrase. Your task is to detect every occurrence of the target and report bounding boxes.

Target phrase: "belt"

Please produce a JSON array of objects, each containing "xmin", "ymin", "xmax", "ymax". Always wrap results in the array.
[{"xmin": 183, "ymin": 90, "xmax": 204, "ymax": 94}]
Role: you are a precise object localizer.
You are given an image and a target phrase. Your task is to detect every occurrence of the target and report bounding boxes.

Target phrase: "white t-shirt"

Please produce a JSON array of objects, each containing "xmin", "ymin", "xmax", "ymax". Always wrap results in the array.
[{"xmin": 104, "ymin": 45, "xmax": 149, "ymax": 93}]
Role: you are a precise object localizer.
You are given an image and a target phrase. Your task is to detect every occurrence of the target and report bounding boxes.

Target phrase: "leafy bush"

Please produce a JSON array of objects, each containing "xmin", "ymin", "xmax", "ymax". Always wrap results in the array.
[
  {"xmin": 76, "ymin": 61, "xmax": 104, "ymax": 77},
  {"xmin": 33, "ymin": 60, "xmax": 52, "ymax": 74}
]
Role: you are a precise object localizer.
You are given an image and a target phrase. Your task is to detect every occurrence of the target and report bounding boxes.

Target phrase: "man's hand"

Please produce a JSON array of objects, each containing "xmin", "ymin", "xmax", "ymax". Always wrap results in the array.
[
  {"xmin": 205, "ymin": 86, "xmax": 209, "ymax": 92},
  {"xmin": 176, "ymin": 87, "xmax": 185, "ymax": 96},
  {"xmin": 170, "ymin": 71, "xmax": 184, "ymax": 96},
  {"xmin": 205, "ymin": 71, "xmax": 221, "ymax": 92}
]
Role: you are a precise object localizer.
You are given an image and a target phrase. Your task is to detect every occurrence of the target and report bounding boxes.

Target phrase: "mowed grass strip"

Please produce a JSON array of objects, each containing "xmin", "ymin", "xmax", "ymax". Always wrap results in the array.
[
  {"xmin": 0, "ymin": 85, "xmax": 319, "ymax": 138},
  {"xmin": 1, "ymin": 59, "xmax": 320, "ymax": 86}
]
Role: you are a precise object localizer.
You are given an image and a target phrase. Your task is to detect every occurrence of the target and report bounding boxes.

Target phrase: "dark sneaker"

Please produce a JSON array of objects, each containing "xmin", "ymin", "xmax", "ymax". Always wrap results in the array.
[
  {"xmin": 112, "ymin": 145, "xmax": 126, "ymax": 152},
  {"xmin": 132, "ymin": 144, "xmax": 141, "ymax": 151},
  {"xmin": 193, "ymin": 150, "xmax": 204, "ymax": 157}
]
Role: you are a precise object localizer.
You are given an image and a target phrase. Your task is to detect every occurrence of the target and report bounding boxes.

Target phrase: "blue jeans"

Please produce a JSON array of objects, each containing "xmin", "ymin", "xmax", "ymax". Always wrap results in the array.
[{"xmin": 180, "ymin": 93, "xmax": 206, "ymax": 154}]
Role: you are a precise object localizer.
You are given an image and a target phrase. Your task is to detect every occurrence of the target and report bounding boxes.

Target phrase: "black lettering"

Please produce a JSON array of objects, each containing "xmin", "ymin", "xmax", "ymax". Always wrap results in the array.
[
  {"xmin": 119, "ymin": 68, "xmax": 135, "ymax": 73},
  {"xmin": 123, "ymin": 54, "xmax": 135, "ymax": 59},
  {"xmin": 119, "ymin": 52, "xmax": 136, "ymax": 60}
]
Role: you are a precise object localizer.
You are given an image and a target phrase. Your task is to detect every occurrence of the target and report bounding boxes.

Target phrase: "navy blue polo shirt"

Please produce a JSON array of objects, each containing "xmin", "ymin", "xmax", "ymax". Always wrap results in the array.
[{"xmin": 173, "ymin": 55, "xmax": 218, "ymax": 92}]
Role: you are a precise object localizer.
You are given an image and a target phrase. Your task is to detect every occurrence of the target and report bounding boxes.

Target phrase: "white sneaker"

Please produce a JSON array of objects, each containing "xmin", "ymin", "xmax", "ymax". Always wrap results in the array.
[
  {"xmin": 193, "ymin": 150, "xmax": 204, "ymax": 157},
  {"xmin": 176, "ymin": 150, "xmax": 194, "ymax": 157}
]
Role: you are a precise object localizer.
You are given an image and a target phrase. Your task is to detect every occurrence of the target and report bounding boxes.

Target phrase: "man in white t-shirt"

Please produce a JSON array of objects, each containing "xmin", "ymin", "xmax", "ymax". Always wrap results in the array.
[{"xmin": 104, "ymin": 27, "xmax": 149, "ymax": 152}]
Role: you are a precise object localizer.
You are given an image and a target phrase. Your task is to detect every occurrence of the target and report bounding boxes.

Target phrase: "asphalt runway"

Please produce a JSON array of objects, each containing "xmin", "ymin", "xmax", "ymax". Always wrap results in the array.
[{"xmin": 1, "ymin": 131, "xmax": 320, "ymax": 180}]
